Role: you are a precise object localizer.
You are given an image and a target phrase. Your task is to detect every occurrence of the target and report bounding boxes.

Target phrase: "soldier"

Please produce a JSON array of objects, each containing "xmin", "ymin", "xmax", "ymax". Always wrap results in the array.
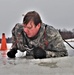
[{"xmin": 7, "ymin": 11, "xmax": 68, "ymax": 59}]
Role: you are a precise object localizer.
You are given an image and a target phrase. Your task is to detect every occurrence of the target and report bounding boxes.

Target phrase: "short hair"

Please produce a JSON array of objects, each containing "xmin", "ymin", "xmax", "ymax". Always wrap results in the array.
[{"xmin": 23, "ymin": 11, "xmax": 42, "ymax": 26}]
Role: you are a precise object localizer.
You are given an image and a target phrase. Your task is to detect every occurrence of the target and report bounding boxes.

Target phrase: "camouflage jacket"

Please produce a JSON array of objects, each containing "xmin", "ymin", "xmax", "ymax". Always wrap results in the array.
[{"xmin": 11, "ymin": 23, "xmax": 68, "ymax": 56}]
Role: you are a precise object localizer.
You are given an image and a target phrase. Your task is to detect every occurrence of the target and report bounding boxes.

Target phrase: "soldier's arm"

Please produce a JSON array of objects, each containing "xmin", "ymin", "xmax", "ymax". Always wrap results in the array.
[
  {"xmin": 45, "ymin": 25, "xmax": 68, "ymax": 56},
  {"xmin": 11, "ymin": 23, "xmax": 29, "ymax": 52}
]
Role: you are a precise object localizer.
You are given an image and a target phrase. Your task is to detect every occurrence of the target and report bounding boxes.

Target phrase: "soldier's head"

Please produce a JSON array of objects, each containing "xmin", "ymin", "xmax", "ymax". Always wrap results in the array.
[
  {"xmin": 23, "ymin": 11, "xmax": 42, "ymax": 26},
  {"xmin": 23, "ymin": 11, "xmax": 42, "ymax": 38}
]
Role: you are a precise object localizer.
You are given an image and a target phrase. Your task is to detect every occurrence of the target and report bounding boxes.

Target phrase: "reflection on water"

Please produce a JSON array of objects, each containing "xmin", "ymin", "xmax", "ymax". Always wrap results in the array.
[
  {"xmin": 0, "ymin": 51, "xmax": 7, "ymax": 65},
  {"xmin": 38, "ymin": 62, "xmax": 58, "ymax": 68}
]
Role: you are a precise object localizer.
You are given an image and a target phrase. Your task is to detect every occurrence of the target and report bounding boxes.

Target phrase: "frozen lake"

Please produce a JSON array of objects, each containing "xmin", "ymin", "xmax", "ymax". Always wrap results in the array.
[{"xmin": 0, "ymin": 41, "xmax": 74, "ymax": 75}]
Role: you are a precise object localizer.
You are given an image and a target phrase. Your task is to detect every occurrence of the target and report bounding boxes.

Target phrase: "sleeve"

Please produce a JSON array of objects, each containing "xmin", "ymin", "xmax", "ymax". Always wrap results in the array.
[
  {"xmin": 46, "ymin": 26, "xmax": 67, "ymax": 52},
  {"xmin": 11, "ymin": 23, "xmax": 29, "ymax": 52}
]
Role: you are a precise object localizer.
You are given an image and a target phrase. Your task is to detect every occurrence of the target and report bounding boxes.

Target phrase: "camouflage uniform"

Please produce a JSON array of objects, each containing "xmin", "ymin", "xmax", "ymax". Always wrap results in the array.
[{"xmin": 11, "ymin": 23, "xmax": 68, "ymax": 58}]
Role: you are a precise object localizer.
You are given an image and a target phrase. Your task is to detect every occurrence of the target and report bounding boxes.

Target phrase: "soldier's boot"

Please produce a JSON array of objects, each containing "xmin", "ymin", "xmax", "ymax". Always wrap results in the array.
[{"xmin": 7, "ymin": 48, "xmax": 17, "ymax": 58}]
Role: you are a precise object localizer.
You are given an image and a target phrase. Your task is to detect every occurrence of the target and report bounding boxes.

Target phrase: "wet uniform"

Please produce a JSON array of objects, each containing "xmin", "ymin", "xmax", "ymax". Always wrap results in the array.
[{"xmin": 11, "ymin": 23, "xmax": 68, "ymax": 58}]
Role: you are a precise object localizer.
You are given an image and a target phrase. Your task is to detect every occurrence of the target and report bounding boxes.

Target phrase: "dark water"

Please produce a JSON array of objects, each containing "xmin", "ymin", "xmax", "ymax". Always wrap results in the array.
[{"xmin": 64, "ymin": 42, "xmax": 74, "ymax": 56}]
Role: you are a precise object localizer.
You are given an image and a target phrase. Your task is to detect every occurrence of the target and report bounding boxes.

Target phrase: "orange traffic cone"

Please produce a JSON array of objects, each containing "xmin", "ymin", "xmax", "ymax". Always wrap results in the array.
[{"xmin": 0, "ymin": 33, "xmax": 7, "ymax": 50}]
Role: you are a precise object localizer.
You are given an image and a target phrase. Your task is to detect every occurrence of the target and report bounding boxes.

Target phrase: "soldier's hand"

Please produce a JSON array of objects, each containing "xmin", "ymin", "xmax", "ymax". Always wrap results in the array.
[
  {"xmin": 33, "ymin": 47, "xmax": 46, "ymax": 59},
  {"xmin": 7, "ymin": 48, "xmax": 17, "ymax": 58}
]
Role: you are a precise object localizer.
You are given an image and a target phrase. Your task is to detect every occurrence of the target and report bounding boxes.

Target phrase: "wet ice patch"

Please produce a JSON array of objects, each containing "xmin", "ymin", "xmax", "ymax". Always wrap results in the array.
[{"xmin": 38, "ymin": 62, "xmax": 58, "ymax": 68}]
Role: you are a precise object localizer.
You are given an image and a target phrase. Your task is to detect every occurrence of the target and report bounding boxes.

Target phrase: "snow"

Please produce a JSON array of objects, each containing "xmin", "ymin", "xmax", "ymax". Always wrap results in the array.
[{"xmin": 65, "ymin": 38, "xmax": 74, "ymax": 42}]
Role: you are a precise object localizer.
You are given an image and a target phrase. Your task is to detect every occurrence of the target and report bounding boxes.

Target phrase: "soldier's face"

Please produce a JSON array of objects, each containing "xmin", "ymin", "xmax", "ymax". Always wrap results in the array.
[{"xmin": 23, "ymin": 21, "xmax": 40, "ymax": 38}]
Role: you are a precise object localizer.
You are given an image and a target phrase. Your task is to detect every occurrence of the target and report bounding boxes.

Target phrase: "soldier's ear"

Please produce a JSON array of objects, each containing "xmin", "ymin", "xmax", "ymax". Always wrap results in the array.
[{"xmin": 37, "ymin": 23, "xmax": 41, "ymax": 28}]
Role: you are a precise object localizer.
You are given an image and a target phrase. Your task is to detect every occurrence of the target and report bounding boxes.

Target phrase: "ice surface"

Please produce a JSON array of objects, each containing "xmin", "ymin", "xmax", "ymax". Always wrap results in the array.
[{"xmin": 0, "ymin": 41, "xmax": 74, "ymax": 75}]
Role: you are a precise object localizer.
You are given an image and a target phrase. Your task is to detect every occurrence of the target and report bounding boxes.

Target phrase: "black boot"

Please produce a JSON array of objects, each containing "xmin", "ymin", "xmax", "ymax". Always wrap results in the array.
[{"xmin": 7, "ymin": 48, "xmax": 17, "ymax": 58}]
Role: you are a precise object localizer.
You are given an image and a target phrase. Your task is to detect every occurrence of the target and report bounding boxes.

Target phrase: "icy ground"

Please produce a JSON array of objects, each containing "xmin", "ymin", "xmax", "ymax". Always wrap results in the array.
[{"xmin": 0, "ymin": 40, "xmax": 74, "ymax": 75}]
